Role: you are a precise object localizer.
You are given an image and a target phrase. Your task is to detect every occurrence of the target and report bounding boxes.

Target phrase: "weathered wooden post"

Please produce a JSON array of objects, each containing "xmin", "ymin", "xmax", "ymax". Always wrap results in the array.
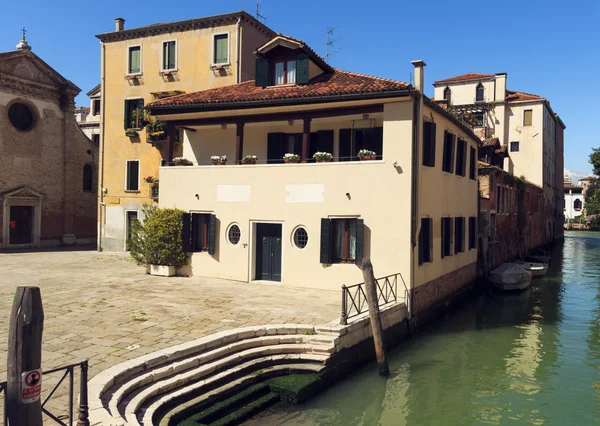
[
  {"xmin": 362, "ymin": 259, "xmax": 390, "ymax": 377},
  {"xmin": 7, "ymin": 286, "xmax": 44, "ymax": 426}
]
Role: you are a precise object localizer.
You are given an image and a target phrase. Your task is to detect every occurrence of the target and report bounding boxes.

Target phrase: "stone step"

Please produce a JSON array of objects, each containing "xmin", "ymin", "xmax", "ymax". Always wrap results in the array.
[
  {"xmin": 124, "ymin": 347, "xmax": 328, "ymax": 423},
  {"xmin": 106, "ymin": 335, "xmax": 330, "ymax": 416},
  {"xmin": 140, "ymin": 355, "xmax": 327, "ymax": 426},
  {"xmin": 157, "ymin": 363, "xmax": 325, "ymax": 426}
]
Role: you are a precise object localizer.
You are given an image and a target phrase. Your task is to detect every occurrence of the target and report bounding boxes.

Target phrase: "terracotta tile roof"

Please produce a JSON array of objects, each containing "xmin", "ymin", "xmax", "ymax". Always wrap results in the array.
[
  {"xmin": 435, "ymin": 72, "xmax": 494, "ymax": 84},
  {"xmin": 147, "ymin": 69, "xmax": 412, "ymax": 109},
  {"xmin": 482, "ymin": 137, "xmax": 500, "ymax": 148},
  {"xmin": 495, "ymin": 145, "xmax": 508, "ymax": 155},
  {"xmin": 505, "ymin": 90, "xmax": 544, "ymax": 102},
  {"xmin": 579, "ymin": 175, "xmax": 597, "ymax": 181}
]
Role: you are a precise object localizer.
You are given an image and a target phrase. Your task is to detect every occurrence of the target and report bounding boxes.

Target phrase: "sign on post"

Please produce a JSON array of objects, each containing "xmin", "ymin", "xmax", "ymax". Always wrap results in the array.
[{"xmin": 22, "ymin": 369, "xmax": 42, "ymax": 403}]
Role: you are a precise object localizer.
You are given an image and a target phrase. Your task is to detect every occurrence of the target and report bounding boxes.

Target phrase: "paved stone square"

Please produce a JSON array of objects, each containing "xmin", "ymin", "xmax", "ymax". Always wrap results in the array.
[{"xmin": 0, "ymin": 249, "xmax": 340, "ymax": 423}]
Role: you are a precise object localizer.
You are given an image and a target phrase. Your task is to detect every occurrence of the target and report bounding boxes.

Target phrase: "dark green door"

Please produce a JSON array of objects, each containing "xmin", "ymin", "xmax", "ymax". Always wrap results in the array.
[
  {"xmin": 255, "ymin": 224, "xmax": 282, "ymax": 281},
  {"xmin": 9, "ymin": 206, "xmax": 33, "ymax": 245}
]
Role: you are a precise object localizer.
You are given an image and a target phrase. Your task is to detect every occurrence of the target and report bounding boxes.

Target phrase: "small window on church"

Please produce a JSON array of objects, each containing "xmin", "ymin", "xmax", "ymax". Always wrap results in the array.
[
  {"xmin": 83, "ymin": 164, "xmax": 93, "ymax": 192},
  {"xmin": 8, "ymin": 102, "xmax": 35, "ymax": 131}
]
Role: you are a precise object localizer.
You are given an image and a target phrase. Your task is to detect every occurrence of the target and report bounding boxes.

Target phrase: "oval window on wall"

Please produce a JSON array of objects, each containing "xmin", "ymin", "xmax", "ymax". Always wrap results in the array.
[
  {"xmin": 293, "ymin": 227, "xmax": 308, "ymax": 249},
  {"xmin": 8, "ymin": 102, "xmax": 35, "ymax": 131},
  {"xmin": 227, "ymin": 223, "xmax": 241, "ymax": 245}
]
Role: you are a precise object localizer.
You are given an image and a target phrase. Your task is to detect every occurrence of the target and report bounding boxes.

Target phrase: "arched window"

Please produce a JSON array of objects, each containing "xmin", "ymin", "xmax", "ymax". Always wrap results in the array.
[
  {"xmin": 444, "ymin": 87, "xmax": 451, "ymax": 105},
  {"xmin": 574, "ymin": 199, "xmax": 582, "ymax": 211},
  {"xmin": 83, "ymin": 164, "xmax": 93, "ymax": 192},
  {"xmin": 476, "ymin": 83, "xmax": 484, "ymax": 102}
]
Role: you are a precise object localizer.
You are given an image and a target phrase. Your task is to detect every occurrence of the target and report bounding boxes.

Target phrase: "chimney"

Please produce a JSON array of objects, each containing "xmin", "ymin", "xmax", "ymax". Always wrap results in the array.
[
  {"xmin": 115, "ymin": 18, "xmax": 125, "ymax": 32},
  {"xmin": 495, "ymin": 72, "xmax": 507, "ymax": 102},
  {"xmin": 411, "ymin": 60, "xmax": 427, "ymax": 94}
]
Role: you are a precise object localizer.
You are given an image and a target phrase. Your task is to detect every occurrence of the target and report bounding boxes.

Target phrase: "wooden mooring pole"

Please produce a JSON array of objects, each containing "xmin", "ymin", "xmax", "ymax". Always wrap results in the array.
[
  {"xmin": 362, "ymin": 259, "xmax": 390, "ymax": 377},
  {"xmin": 7, "ymin": 286, "xmax": 44, "ymax": 426}
]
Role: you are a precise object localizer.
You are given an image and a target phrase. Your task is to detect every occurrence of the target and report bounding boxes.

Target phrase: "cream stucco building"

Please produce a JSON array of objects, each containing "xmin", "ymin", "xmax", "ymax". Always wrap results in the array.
[
  {"xmin": 96, "ymin": 12, "xmax": 275, "ymax": 252},
  {"xmin": 146, "ymin": 35, "xmax": 480, "ymax": 315},
  {"xmin": 76, "ymin": 84, "xmax": 101, "ymax": 144},
  {"xmin": 564, "ymin": 176, "xmax": 584, "ymax": 220},
  {"xmin": 433, "ymin": 72, "xmax": 565, "ymax": 240}
]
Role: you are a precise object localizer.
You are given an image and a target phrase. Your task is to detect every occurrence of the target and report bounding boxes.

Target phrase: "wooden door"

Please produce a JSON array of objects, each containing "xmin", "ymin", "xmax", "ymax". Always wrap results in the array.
[
  {"xmin": 255, "ymin": 224, "xmax": 282, "ymax": 282},
  {"xmin": 9, "ymin": 206, "xmax": 33, "ymax": 245}
]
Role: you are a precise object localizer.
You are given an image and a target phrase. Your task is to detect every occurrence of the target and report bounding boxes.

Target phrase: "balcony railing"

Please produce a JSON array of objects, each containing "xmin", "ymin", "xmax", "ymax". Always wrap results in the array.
[{"xmin": 162, "ymin": 156, "xmax": 383, "ymax": 167}]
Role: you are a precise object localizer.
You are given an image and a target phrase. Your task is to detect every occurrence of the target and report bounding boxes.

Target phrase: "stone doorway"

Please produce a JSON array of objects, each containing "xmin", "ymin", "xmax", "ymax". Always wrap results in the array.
[{"xmin": 1, "ymin": 186, "xmax": 43, "ymax": 248}]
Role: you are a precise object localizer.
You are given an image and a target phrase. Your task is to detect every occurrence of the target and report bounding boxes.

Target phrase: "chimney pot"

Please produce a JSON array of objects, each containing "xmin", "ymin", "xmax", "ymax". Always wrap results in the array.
[{"xmin": 115, "ymin": 18, "xmax": 125, "ymax": 32}]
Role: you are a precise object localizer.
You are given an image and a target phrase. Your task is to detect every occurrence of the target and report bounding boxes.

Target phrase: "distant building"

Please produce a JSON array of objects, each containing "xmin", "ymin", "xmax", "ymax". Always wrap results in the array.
[
  {"xmin": 0, "ymin": 35, "xmax": 98, "ymax": 248},
  {"xmin": 578, "ymin": 175, "xmax": 597, "ymax": 197},
  {"xmin": 564, "ymin": 176, "xmax": 584, "ymax": 220},
  {"xmin": 433, "ymin": 72, "xmax": 565, "ymax": 241},
  {"xmin": 76, "ymin": 84, "xmax": 101, "ymax": 145}
]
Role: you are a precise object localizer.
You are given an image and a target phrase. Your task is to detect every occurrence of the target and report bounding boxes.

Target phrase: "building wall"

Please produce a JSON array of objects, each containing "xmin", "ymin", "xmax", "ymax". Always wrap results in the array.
[
  {"xmin": 506, "ymin": 102, "xmax": 544, "ymax": 187},
  {"xmin": 100, "ymin": 20, "xmax": 273, "ymax": 251},
  {"xmin": 433, "ymin": 79, "xmax": 495, "ymax": 105},
  {"xmin": 564, "ymin": 190, "xmax": 584, "ymax": 220}
]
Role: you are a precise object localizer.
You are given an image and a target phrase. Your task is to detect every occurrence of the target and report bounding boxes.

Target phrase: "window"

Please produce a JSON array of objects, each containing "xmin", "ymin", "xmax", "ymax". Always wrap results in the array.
[
  {"xmin": 8, "ymin": 102, "xmax": 35, "ymax": 131},
  {"xmin": 293, "ymin": 227, "xmax": 308, "ymax": 249},
  {"xmin": 574, "ymin": 199, "xmax": 582, "ymax": 211},
  {"xmin": 523, "ymin": 109, "xmax": 533, "ymax": 126},
  {"xmin": 476, "ymin": 83, "xmax": 484, "ymax": 102},
  {"xmin": 126, "ymin": 160, "xmax": 139, "ymax": 191},
  {"xmin": 213, "ymin": 33, "xmax": 229, "ymax": 65},
  {"xmin": 418, "ymin": 218, "xmax": 433, "ymax": 265},
  {"xmin": 182, "ymin": 213, "xmax": 216, "ymax": 254},
  {"xmin": 422, "ymin": 121, "xmax": 436, "ymax": 167},
  {"xmin": 454, "ymin": 217, "xmax": 465, "ymax": 254},
  {"xmin": 273, "ymin": 60, "xmax": 297, "ymax": 85},
  {"xmin": 455, "ymin": 138, "xmax": 467, "ymax": 176},
  {"xmin": 193, "ymin": 214, "xmax": 212, "ymax": 252},
  {"xmin": 126, "ymin": 211, "xmax": 138, "ymax": 251},
  {"xmin": 162, "ymin": 40, "xmax": 177, "ymax": 71},
  {"xmin": 320, "ymin": 218, "xmax": 364, "ymax": 265},
  {"xmin": 128, "ymin": 46, "xmax": 141, "ymax": 74},
  {"xmin": 469, "ymin": 146, "xmax": 476, "ymax": 180},
  {"xmin": 510, "ymin": 141, "xmax": 520, "ymax": 152},
  {"xmin": 468, "ymin": 217, "xmax": 477, "ymax": 250},
  {"xmin": 124, "ymin": 99, "xmax": 144, "ymax": 129},
  {"xmin": 444, "ymin": 87, "xmax": 451, "ymax": 105},
  {"xmin": 83, "ymin": 164, "xmax": 93, "ymax": 192},
  {"xmin": 92, "ymin": 134, "xmax": 100, "ymax": 145},
  {"xmin": 339, "ymin": 127, "xmax": 383, "ymax": 161},
  {"xmin": 442, "ymin": 131, "xmax": 455, "ymax": 173},
  {"xmin": 441, "ymin": 217, "xmax": 453, "ymax": 258},
  {"xmin": 227, "ymin": 223, "xmax": 241, "ymax": 245},
  {"xmin": 92, "ymin": 99, "xmax": 101, "ymax": 116}
]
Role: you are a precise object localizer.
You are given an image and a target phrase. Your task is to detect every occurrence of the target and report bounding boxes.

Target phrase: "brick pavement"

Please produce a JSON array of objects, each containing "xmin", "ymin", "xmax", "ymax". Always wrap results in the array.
[{"xmin": 0, "ymin": 249, "xmax": 340, "ymax": 423}]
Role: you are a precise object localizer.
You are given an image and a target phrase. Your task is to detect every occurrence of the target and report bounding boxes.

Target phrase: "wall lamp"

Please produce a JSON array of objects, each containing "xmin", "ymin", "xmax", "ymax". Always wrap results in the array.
[
  {"xmin": 288, "ymin": 120, "xmax": 294, "ymax": 126},
  {"xmin": 221, "ymin": 124, "xmax": 227, "ymax": 129}
]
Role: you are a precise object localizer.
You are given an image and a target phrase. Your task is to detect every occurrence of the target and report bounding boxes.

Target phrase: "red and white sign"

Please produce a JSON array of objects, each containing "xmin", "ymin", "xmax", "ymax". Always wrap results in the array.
[
  {"xmin": 21, "ymin": 369, "xmax": 42, "ymax": 404},
  {"xmin": 10, "ymin": 221, "xmax": 16, "ymax": 229}
]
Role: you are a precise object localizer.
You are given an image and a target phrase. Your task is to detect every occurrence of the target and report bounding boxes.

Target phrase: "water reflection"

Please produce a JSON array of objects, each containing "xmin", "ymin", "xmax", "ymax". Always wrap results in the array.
[{"xmin": 249, "ymin": 232, "xmax": 600, "ymax": 426}]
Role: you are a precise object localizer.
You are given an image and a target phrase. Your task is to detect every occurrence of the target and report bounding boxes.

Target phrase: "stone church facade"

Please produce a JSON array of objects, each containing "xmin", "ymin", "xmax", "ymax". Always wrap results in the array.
[{"xmin": 0, "ymin": 38, "xmax": 98, "ymax": 249}]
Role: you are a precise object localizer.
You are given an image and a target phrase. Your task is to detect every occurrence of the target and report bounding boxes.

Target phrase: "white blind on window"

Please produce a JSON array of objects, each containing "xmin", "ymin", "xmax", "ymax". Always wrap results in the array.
[
  {"xmin": 275, "ymin": 62, "xmax": 284, "ymax": 85},
  {"xmin": 287, "ymin": 60, "xmax": 296, "ymax": 84},
  {"xmin": 129, "ymin": 47, "xmax": 140, "ymax": 73}
]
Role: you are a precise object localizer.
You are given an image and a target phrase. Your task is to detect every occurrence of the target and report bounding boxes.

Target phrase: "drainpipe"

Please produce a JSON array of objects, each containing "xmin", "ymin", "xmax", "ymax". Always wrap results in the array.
[
  {"xmin": 98, "ymin": 41, "xmax": 106, "ymax": 251},
  {"xmin": 236, "ymin": 17, "xmax": 242, "ymax": 83}
]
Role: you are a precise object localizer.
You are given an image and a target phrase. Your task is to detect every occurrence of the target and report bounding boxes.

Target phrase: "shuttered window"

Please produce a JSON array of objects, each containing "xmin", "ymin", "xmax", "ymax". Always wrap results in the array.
[
  {"xmin": 124, "ymin": 98, "xmax": 144, "ymax": 129},
  {"xmin": 184, "ymin": 213, "xmax": 216, "ymax": 254},
  {"xmin": 83, "ymin": 164, "xmax": 93, "ymax": 192},
  {"xmin": 454, "ymin": 217, "xmax": 465, "ymax": 254},
  {"xmin": 339, "ymin": 127, "xmax": 383, "ymax": 161},
  {"xmin": 255, "ymin": 58, "xmax": 270, "ymax": 87},
  {"xmin": 469, "ymin": 146, "xmax": 476, "ymax": 180},
  {"xmin": 441, "ymin": 217, "xmax": 453, "ymax": 258},
  {"xmin": 442, "ymin": 131, "xmax": 455, "ymax": 173},
  {"xmin": 418, "ymin": 218, "xmax": 433, "ymax": 265},
  {"xmin": 162, "ymin": 41, "xmax": 177, "ymax": 71},
  {"xmin": 469, "ymin": 217, "xmax": 477, "ymax": 250},
  {"xmin": 422, "ymin": 121, "xmax": 436, "ymax": 167},
  {"xmin": 213, "ymin": 34, "xmax": 229, "ymax": 64},
  {"xmin": 523, "ymin": 110, "xmax": 533, "ymax": 126},
  {"xmin": 128, "ymin": 46, "xmax": 141, "ymax": 74},
  {"xmin": 273, "ymin": 60, "xmax": 297, "ymax": 85},
  {"xmin": 455, "ymin": 138, "xmax": 467, "ymax": 176},
  {"xmin": 476, "ymin": 83, "xmax": 484, "ymax": 102},
  {"xmin": 320, "ymin": 218, "xmax": 364, "ymax": 265},
  {"xmin": 126, "ymin": 160, "xmax": 139, "ymax": 191}
]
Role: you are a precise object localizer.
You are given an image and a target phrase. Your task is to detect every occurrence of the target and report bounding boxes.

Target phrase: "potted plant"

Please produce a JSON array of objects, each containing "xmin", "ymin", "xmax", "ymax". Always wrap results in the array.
[
  {"xmin": 211, "ymin": 155, "xmax": 227, "ymax": 165},
  {"xmin": 147, "ymin": 119, "xmax": 167, "ymax": 142},
  {"xmin": 173, "ymin": 157, "xmax": 193, "ymax": 166},
  {"xmin": 313, "ymin": 152, "xmax": 333, "ymax": 163},
  {"xmin": 284, "ymin": 153, "xmax": 300, "ymax": 164},
  {"xmin": 358, "ymin": 149, "xmax": 377, "ymax": 161},
  {"xmin": 241, "ymin": 155, "xmax": 257, "ymax": 165}
]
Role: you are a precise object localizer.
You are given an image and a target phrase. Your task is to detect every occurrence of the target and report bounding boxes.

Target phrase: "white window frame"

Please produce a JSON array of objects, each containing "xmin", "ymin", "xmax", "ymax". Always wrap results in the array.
[
  {"xmin": 211, "ymin": 32, "xmax": 230, "ymax": 66},
  {"xmin": 125, "ymin": 159, "xmax": 140, "ymax": 192},
  {"xmin": 126, "ymin": 44, "xmax": 143, "ymax": 76},
  {"xmin": 161, "ymin": 39, "xmax": 178, "ymax": 72}
]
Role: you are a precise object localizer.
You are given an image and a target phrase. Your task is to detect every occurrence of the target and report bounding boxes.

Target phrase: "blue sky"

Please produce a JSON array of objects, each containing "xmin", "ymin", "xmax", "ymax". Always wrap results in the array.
[{"xmin": 1, "ymin": 0, "xmax": 598, "ymax": 176}]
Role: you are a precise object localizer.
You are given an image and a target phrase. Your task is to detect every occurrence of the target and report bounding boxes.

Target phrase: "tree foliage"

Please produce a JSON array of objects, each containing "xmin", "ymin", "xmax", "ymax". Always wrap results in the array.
[
  {"xmin": 128, "ymin": 205, "xmax": 188, "ymax": 267},
  {"xmin": 590, "ymin": 147, "xmax": 600, "ymax": 176}
]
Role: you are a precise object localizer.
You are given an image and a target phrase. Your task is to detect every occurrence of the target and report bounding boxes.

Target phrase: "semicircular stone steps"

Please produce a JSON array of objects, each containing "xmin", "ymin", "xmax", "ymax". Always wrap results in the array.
[{"xmin": 88, "ymin": 325, "xmax": 340, "ymax": 426}]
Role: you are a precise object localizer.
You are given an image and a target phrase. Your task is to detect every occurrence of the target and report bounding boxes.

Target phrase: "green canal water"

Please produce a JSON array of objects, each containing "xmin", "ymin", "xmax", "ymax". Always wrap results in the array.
[{"xmin": 250, "ymin": 232, "xmax": 600, "ymax": 425}]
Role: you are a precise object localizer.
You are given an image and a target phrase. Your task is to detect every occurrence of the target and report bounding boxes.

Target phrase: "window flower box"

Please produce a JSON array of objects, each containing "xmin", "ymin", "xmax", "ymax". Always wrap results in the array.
[
  {"xmin": 313, "ymin": 152, "xmax": 333, "ymax": 163},
  {"xmin": 284, "ymin": 153, "xmax": 300, "ymax": 163},
  {"xmin": 241, "ymin": 155, "xmax": 257, "ymax": 165},
  {"xmin": 150, "ymin": 264, "xmax": 176, "ymax": 276},
  {"xmin": 211, "ymin": 155, "xmax": 227, "ymax": 165},
  {"xmin": 125, "ymin": 129, "xmax": 139, "ymax": 137},
  {"xmin": 146, "ymin": 118, "xmax": 167, "ymax": 142},
  {"xmin": 358, "ymin": 149, "xmax": 377, "ymax": 161}
]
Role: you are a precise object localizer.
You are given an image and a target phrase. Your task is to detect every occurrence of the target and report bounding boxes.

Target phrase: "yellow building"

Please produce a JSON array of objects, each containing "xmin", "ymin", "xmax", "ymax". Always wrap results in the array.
[
  {"xmin": 96, "ymin": 12, "xmax": 275, "ymax": 251},
  {"xmin": 147, "ymin": 36, "xmax": 480, "ymax": 316}
]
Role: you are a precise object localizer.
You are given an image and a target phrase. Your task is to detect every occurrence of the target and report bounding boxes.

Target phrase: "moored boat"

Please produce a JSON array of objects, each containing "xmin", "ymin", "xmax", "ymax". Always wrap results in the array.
[
  {"xmin": 519, "ymin": 261, "xmax": 548, "ymax": 277},
  {"xmin": 488, "ymin": 263, "xmax": 533, "ymax": 291}
]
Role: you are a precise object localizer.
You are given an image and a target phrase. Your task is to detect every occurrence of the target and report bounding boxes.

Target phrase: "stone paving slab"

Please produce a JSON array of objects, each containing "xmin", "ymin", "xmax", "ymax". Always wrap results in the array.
[{"xmin": 0, "ymin": 250, "xmax": 340, "ymax": 423}]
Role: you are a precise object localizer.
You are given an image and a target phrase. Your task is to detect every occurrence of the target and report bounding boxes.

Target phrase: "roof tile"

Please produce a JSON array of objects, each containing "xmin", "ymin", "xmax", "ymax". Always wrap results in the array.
[
  {"xmin": 435, "ymin": 72, "xmax": 494, "ymax": 84},
  {"xmin": 505, "ymin": 90, "xmax": 544, "ymax": 102}
]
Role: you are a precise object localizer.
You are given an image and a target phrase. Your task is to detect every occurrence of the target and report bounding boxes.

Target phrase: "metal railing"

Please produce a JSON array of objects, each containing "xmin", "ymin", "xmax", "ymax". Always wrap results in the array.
[
  {"xmin": 0, "ymin": 360, "xmax": 89, "ymax": 426},
  {"xmin": 340, "ymin": 273, "xmax": 410, "ymax": 325}
]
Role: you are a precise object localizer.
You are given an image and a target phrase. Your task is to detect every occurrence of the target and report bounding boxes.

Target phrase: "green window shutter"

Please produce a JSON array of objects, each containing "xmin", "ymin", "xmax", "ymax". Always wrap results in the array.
[
  {"xmin": 441, "ymin": 218, "xmax": 446, "ymax": 259},
  {"xmin": 354, "ymin": 219, "xmax": 364, "ymax": 266},
  {"xmin": 320, "ymin": 218, "xmax": 332, "ymax": 264},
  {"xmin": 214, "ymin": 34, "xmax": 228, "ymax": 64},
  {"xmin": 428, "ymin": 219, "xmax": 434, "ymax": 263},
  {"xmin": 124, "ymin": 100, "xmax": 129, "ymax": 129},
  {"xmin": 182, "ymin": 213, "xmax": 192, "ymax": 253},
  {"xmin": 129, "ymin": 47, "xmax": 141, "ymax": 74},
  {"xmin": 255, "ymin": 58, "xmax": 270, "ymax": 88},
  {"xmin": 267, "ymin": 133, "xmax": 285, "ymax": 163},
  {"xmin": 418, "ymin": 222, "xmax": 424, "ymax": 266},
  {"xmin": 296, "ymin": 53, "xmax": 309, "ymax": 85},
  {"xmin": 208, "ymin": 214, "xmax": 216, "ymax": 255},
  {"xmin": 339, "ymin": 129, "xmax": 352, "ymax": 162},
  {"xmin": 430, "ymin": 123, "xmax": 437, "ymax": 166},
  {"xmin": 450, "ymin": 135, "xmax": 456, "ymax": 174},
  {"xmin": 127, "ymin": 161, "xmax": 139, "ymax": 191}
]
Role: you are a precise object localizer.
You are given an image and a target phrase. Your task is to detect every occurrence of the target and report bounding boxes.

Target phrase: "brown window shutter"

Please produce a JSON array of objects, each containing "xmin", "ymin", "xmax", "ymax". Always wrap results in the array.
[
  {"xmin": 354, "ymin": 219, "xmax": 364, "ymax": 266},
  {"xmin": 320, "ymin": 218, "xmax": 332, "ymax": 264}
]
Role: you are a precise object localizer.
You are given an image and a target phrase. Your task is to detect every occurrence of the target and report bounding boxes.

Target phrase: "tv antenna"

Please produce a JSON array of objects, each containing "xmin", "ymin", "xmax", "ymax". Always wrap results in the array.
[
  {"xmin": 256, "ymin": 0, "xmax": 266, "ymax": 23},
  {"xmin": 325, "ymin": 26, "xmax": 341, "ymax": 64}
]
